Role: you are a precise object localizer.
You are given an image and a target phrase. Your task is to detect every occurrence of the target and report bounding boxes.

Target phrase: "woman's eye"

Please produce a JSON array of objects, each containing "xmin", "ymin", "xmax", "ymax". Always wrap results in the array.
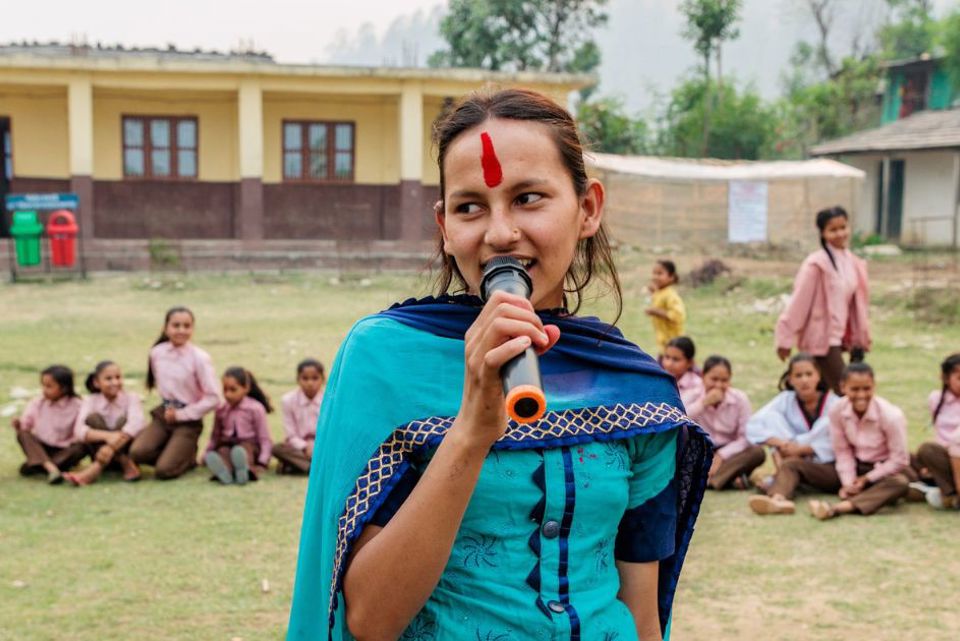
[
  {"xmin": 515, "ymin": 193, "xmax": 543, "ymax": 206},
  {"xmin": 454, "ymin": 202, "xmax": 482, "ymax": 214}
]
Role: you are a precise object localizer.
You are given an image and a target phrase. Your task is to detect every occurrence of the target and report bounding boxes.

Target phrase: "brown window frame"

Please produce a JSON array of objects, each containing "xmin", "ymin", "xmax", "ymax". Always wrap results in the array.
[
  {"xmin": 122, "ymin": 115, "xmax": 198, "ymax": 180},
  {"xmin": 281, "ymin": 120, "xmax": 356, "ymax": 183}
]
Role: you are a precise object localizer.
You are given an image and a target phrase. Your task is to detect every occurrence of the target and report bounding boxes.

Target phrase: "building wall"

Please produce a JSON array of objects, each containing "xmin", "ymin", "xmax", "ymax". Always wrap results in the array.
[
  {"xmin": 901, "ymin": 150, "xmax": 957, "ymax": 246},
  {"xmin": 93, "ymin": 88, "xmax": 239, "ymax": 181},
  {"xmin": 262, "ymin": 93, "xmax": 399, "ymax": 185},
  {"xmin": 839, "ymin": 154, "xmax": 881, "ymax": 237},
  {"xmin": 0, "ymin": 84, "xmax": 69, "ymax": 178}
]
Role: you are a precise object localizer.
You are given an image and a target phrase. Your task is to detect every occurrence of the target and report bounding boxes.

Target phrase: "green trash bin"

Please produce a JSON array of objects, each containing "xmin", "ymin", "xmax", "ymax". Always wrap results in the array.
[{"xmin": 10, "ymin": 210, "xmax": 44, "ymax": 267}]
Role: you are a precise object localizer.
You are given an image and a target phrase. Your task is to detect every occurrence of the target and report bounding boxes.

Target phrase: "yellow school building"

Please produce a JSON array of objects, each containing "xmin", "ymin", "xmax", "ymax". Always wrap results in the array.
[{"xmin": 0, "ymin": 43, "xmax": 588, "ymax": 267}]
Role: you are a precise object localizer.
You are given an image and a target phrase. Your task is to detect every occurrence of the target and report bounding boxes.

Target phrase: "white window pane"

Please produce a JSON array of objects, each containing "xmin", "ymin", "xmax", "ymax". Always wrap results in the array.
[
  {"xmin": 124, "ymin": 149, "xmax": 144, "ymax": 176},
  {"xmin": 335, "ymin": 124, "xmax": 352, "ymax": 150},
  {"xmin": 151, "ymin": 120, "xmax": 170, "ymax": 147},
  {"xmin": 308, "ymin": 124, "xmax": 326, "ymax": 151},
  {"xmin": 284, "ymin": 152, "xmax": 302, "ymax": 178},
  {"xmin": 177, "ymin": 120, "xmax": 197, "ymax": 149},
  {"xmin": 309, "ymin": 153, "xmax": 327, "ymax": 179},
  {"xmin": 151, "ymin": 149, "xmax": 171, "ymax": 176},
  {"xmin": 178, "ymin": 150, "xmax": 196, "ymax": 177},
  {"xmin": 284, "ymin": 123, "xmax": 301, "ymax": 151},
  {"xmin": 124, "ymin": 119, "xmax": 144, "ymax": 146},
  {"xmin": 335, "ymin": 152, "xmax": 351, "ymax": 179}
]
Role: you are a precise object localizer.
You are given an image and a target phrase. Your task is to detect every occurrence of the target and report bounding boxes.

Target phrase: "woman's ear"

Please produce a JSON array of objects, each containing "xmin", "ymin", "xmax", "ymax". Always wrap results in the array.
[
  {"xmin": 578, "ymin": 179, "xmax": 604, "ymax": 240},
  {"xmin": 434, "ymin": 200, "xmax": 450, "ymax": 253}
]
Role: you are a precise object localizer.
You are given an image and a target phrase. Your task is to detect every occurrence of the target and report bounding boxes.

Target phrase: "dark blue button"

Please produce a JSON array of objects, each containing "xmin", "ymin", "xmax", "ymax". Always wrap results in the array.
[
  {"xmin": 547, "ymin": 600, "xmax": 565, "ymax": 614},
  {"xmin": 541, "ymin": 520, "xmax": 561, "ymax": 539}
]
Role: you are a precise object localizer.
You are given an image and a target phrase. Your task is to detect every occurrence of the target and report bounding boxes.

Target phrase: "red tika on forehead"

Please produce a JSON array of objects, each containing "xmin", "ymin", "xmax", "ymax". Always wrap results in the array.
[{"xmin": 480, "ymin": 131, "xmax": 503, "ymax": 187}]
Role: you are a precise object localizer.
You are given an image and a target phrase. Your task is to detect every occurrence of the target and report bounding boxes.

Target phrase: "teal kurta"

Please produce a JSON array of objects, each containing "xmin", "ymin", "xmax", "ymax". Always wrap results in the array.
[{"xmin": 286, "ymin": 297, "xmax": 711, "ymax": 641}]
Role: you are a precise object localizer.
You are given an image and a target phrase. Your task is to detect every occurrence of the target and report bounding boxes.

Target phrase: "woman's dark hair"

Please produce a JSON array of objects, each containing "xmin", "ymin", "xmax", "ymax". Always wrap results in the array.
[
  {"xmin": 223, "ymin": 366, "xmax": 273, "ymax": 413},
  {"xmin": 296, "ymin": 358, "xmax": 325, "ymax": 379},
  {"xmin": 85, "ymin": 360, "xmax": 117, "ymax": 394},
  {"xmin": 146, "ymin": 306, "xmax": 194, "ymax": 390},
  {"xmin": 778, "ymin": 352, "xmax": 828, "ymax": 392},
  {"xmin": 431, "ymin": 88, "xmax": 622, "ymax": 321},
  {"xmin": 702, "ymin": 355, "xmax": 731, "ymax": 376},
  {"xmin": 815, "ymin": 206, "xmax": 848, "ymax": 271},
  {"xmin": 933, "ymin": 353, "xmax": 960, "ymax": 422},
  {"xmin": 842, "ymin": 361, "xmax": 874, "ymax": 381},
  {"xmin": 41, "ymin": 364, "xmax": 78, "ymax": 398},
  {"xmin": 666, "ymin": 336, "xmax": 696, "ymax": 361},
  {"xmin": 656, "ymin": 259, "xmax": 679, "ymax": 284}
]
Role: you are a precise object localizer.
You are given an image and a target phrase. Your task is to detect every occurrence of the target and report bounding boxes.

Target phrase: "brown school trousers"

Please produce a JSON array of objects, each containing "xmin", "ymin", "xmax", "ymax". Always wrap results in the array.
[
  {"xmin": 272, "ymin": 441, "xmax": 312, "ymax": 474},
  {"xmin": 915, "ymin": 441, "xmax": 957, "ymax": 497},
  {"xmin": 83, "ymin": 412, "xmax": 132, "ymax": 468},
  {"xmin": 815, "ymin": 346, "xmax": 846, "ymax": 396},
  {"xmin": 211, "ymin": 441, "xmax": 263, "ymax": 480},
  {"xmin": 129, "ymin": 406, "xmax": 202, "ymax": 480},
  {"xmin": 710, "ymin": 445, "xmax": 765, "ymax": 490},
  {"xmin": 16, "ymin": 431, "xmax": 87, "ymax": 475},
  {"xmin": 769, "ymin": 458, "xmax": 908, "ymax": 515}
]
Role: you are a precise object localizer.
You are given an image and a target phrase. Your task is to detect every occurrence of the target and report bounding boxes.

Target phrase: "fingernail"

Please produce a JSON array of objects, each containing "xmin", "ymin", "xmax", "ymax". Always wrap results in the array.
[
  {"xmin": 521, "ymin": 337, "xmax": 531, "ymax": 347},
  {"xmin": 539, "ymin": 332, "xmax": 548, "ymax": 343}
]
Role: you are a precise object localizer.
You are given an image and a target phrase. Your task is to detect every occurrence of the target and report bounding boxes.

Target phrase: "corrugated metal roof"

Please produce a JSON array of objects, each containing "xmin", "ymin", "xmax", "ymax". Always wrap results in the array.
[
  {"xmin": 587, "ymin": 153, "xmax": 864, "ymax": 180},
  {"xmin": 810, "ymin": 108, "xmax": 960, "ymax": 156}
]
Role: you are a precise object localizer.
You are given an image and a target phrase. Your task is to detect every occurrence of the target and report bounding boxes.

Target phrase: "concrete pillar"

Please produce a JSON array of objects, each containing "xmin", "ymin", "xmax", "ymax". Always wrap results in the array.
[
  {"xmin": 67, "ymin": 78, "xmax": 95, "ymax": 239},
  {"xmin": 952, "ymin": 151, "xmax": 960, "ymax": 249},
  {"xmin": 398, "ymin": 81, "xmax": 425, "ymax": 242},
  {"xmin": 237, "ymin": 79, "xmax": 264, "ymax": 240}
]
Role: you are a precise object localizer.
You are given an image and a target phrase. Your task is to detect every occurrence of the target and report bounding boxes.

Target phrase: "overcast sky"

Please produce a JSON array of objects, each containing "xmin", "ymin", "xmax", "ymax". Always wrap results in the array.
[{"xmin": 2, "ymin": 0, "xmax": 957, "ymax": 112}]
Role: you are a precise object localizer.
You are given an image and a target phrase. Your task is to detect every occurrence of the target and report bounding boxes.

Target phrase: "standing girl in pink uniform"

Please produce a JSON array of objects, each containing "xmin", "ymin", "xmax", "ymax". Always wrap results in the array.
[
  {"xmin": 203, "ymin": 366, "xmax": 274, "ymax": 485},
  {"xmin": 65, "ymin": 360, "xmax": 145, "ymax": 485},
  {"xmin": 11, "ymin": 365, "xmax": 85, "ymax": 484},
  {"xmin": 687, "ymin": 355, "xmax": 764, "ymax": 490},
  {"xmin": 273, "ymin": 358, "xmax": 325, "ymax": 474},
  {"xmin": 775, "ymin": 207, "xmax": 870, "ymax": 395},
  {"xmin": 130, "ymin": 307, "xmax": 220, "ymax": 480}
]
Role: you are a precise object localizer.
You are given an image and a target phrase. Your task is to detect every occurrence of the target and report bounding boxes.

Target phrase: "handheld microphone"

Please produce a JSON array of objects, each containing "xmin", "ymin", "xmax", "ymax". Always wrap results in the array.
[{"xmin": 480, "ymin": 256, "xmax": 547, "ymax": 424}]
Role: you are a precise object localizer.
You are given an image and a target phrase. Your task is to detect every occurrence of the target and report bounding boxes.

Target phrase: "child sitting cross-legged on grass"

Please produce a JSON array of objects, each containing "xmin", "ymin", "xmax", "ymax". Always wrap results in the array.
[{"xmin": 202, "ymin": 367, "xmax": 273, "ymax": 485}]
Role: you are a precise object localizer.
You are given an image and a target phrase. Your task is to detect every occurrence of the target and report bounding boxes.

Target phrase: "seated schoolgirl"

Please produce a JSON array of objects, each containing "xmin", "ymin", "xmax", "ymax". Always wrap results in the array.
[
  {"xmin": 273, "ymin": 358, "xmax": 325, "ymax": 475},
  {"xmin": 64, "ymin": 361, "xmax": 145, "ymax": 486},
  {"xmin": 11, "ymin": 365, "xmax": 85, "ymax": 484},
  {"xmin": 911, "ymin": 353, "xmax": 960, "ymax": 509},
  {"xmin": 808, "ymin": 363, "xmax": 910, "ymax": 520},
  {"xmin": 688, "ymin": 355, "xmax": 764, "ymax": 490},
  {"xmin": 747, "ymin": 354, "xmax": 839, "ymax": 514},
  {"xmin": 202, "ymin": 367, "xmax": 273, "ymax": 485},
  {"xmin": 661, "ymin": 336, "xmax": 704, "ymax": 409}
]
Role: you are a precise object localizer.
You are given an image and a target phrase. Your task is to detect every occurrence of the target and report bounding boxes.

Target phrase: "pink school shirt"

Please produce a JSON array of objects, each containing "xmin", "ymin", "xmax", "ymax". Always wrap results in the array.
[
  {"xmin": 928, "ymin": 389, "xmax": 960, "ymax": 457},
  {"xmin": 827, "ymin": 249, "xmax": 860, "ymax": 345},
  {"xmin": 19, "ymin": 395, "xmax": 82, "ymax": 448},
  {"xmin": 149, "ymin": 341, "xmax": 220, "ymax": 422},
  {"xmin": 775, "ymin": 249, "xmax": 871, "ymax": 356},
  {"xmin": 828, "ymin": 395, "xmax": 909, "ymax": 487},
  {"xmin": 205, "ymin": 396, "xmax": 273, "ymax": 466},
  {"xmin": 677, "ymin": 370, "xmax": 705, "ymax": 411},
  {"xmin": 687, "ymin": 387, "xmax": 753, "ymax": 460},
  {"xmin": 281, "ymin": 388, "xmax": 322, "ymax": 451},
  {"xmin": 73, "ymin": 391, "xmax": 146, "ymax": 441}
]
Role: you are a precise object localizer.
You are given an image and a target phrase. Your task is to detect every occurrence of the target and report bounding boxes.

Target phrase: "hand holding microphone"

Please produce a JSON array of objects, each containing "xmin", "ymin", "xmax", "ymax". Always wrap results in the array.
[{"xmin": 480, "ymin": 257, "xmax": 548, "ymax": 424}]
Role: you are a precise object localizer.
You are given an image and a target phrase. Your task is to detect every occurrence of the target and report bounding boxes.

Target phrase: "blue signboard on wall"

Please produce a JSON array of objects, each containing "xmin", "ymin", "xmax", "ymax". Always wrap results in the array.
[{"xmin": 5, "ymin": 192, "xmax": 79, "ymax": 211}]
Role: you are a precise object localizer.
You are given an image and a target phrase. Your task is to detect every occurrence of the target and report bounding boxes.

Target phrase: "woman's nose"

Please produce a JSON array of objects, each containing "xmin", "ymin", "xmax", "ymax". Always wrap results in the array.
[{"xmin": 484, "ymin": 209, "xmax": 520, "ymax": 248}]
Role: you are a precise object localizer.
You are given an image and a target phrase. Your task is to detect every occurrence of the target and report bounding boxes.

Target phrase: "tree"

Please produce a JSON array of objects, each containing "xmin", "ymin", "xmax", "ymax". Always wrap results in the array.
[
  {"xmin": 428, "ymin": 0, "xmax": 608, "ymax": 74},
  {"xmin": 878, "ymin": 0, "xmax": 937, "ymax": 59},
  {"xmin": 658, "ymin": 77, "xmax": 773, "ymax": 160},
  {"xmin": 941, "ymin": 8, "xmax": 960, "ymax": 91},
  {"xmin": 577, "ymin": 97, "xmax": 650, "ymax": 155},
  {"xmin": 678, "ymin": 0, "xmax": 743, "ymax": 155}
]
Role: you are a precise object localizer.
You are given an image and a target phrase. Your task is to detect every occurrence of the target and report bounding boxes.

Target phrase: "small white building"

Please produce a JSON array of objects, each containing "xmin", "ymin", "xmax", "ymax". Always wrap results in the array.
[{"xmin": 810, "ymin": 108, "xmax": 960, "ymax": 248}]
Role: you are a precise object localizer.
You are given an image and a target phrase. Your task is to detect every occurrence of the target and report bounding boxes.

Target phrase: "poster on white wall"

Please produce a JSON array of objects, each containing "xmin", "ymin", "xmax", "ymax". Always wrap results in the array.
[{"xmin": 728, "ymin": 180, "xmax": 768, "ymax": 243}]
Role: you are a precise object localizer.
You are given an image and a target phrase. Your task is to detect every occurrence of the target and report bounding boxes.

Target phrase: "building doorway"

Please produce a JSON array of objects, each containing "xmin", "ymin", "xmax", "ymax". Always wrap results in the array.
[
  {"xmin": 0, "ymin": 118, "xmax": 10, "ymax": 237},
  {"xmin": 876, "ymin": 159, "xmax": 904, "ymax": 241}
]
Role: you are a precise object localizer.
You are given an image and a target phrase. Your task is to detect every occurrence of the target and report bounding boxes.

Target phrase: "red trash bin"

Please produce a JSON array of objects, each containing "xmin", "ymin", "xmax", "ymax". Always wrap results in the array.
[{"xmin": 46, "ymin": 209, "xmax": 79, "ymax": 267}]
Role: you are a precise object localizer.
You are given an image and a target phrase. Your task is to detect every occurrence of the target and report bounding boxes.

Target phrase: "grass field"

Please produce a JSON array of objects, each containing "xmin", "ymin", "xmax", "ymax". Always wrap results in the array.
[{"xmin": 1, "ymin": 250, "xmax": 958, "ymax": 641}]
